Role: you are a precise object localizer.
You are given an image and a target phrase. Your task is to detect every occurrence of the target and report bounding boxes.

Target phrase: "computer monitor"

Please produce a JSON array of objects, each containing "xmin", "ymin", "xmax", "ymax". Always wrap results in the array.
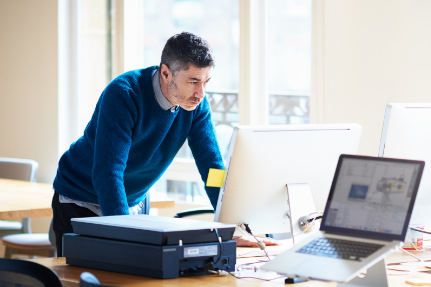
[
  {"xmin": 379, "ymin": 103, "xmax": 431, "ymax": 226},
  {"xmin": 214, "ymin": 124, "xmax": 362, "ymax": 235}
]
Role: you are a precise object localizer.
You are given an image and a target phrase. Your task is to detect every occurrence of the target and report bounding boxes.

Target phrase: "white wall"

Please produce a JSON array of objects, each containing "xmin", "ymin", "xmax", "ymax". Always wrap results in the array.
[
  {"xmin": 0, "ymin": 0, "xmax": 59, "ymax": 183},
  {"xmin": 312, "ymin": 0, "xmax": 431, "ymax": 156}
]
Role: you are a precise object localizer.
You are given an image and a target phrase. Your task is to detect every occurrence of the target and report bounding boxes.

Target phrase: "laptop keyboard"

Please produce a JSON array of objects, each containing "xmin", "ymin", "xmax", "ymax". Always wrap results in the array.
[{"xmin": 297, "ymin": 237, "xmax": 384, "ymax": 261}]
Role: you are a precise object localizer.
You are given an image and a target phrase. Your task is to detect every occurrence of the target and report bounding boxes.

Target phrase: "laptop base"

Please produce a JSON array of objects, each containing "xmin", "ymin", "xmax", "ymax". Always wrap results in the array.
[{"xmin": 339, "ymin": 259, "xmax": 387, "ymax": 287}]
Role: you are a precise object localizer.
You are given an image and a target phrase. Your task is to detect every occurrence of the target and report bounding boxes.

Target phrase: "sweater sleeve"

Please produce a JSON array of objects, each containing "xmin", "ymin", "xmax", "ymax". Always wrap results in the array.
[
  {"xmin": 187, "ymin": 97, "xmax": 225, "ymax": 209},
  {"xmin": 92, "ymin": 78, "xmax": 138, "ymax": 215}
]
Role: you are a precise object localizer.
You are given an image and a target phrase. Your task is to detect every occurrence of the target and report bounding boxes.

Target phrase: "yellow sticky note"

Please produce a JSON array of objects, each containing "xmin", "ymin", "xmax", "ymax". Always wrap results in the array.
[{"xmin": 206, "ymin": 168, "xmax": 227, "ymax": 188}]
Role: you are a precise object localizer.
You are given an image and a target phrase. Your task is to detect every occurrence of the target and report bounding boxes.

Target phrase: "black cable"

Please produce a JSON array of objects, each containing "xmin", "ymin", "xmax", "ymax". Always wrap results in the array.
[
  {"xmin": 212, "ymin": 228, "xmax": 223, "ymax": 266},
  {"xmin": 410, "ymin": 226, "xmax": 431, "ymax": 234},
  {"xmin": 240, "ymin": 224, "xmax": 270, "ymax": 260},
  {"xmin": 307, "ymin": 215, "xmax": 322, "ymax": 223},
  {"xmin": 243, "ymin": 223, "xmax": 253, "ymax": 235}
]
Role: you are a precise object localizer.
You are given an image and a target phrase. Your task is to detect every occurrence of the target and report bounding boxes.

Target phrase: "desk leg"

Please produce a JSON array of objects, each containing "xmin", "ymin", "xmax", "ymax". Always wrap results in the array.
[{"xmin": 338, "ymin": 259, "xmax": 388, "ymax": 287}]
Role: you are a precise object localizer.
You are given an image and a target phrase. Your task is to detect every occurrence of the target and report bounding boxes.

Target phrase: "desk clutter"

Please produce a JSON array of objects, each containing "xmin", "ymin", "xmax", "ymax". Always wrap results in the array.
[
  {"xmin": 63, "ymin": 215, "xmax": 237, "ymax": 278},
  {"xmin": 7, "ymin": 103, "xmax": 431, "ymax": 287}
]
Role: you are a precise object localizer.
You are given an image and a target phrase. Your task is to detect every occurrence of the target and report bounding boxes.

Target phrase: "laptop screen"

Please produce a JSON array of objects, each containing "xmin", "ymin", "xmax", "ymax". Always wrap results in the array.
[{"xmin": 321, "ymin": 154, "xmax": 424, "ymax": 241}]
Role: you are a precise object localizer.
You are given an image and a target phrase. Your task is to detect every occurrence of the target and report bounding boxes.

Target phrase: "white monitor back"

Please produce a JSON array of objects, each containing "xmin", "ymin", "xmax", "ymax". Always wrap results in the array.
[
  {"xmin": 379, "ymin": 103, "xmax": 431, "ymax": 226},
  {"xmin": 215, "ymin": 124, "xmax": 362, "ymax": 235}
]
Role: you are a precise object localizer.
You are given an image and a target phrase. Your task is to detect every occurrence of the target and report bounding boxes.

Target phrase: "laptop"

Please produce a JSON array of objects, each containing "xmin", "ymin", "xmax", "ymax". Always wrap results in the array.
[{"xmin": 262, "ymin": 154, "xmax": 424, "ymax": 282}]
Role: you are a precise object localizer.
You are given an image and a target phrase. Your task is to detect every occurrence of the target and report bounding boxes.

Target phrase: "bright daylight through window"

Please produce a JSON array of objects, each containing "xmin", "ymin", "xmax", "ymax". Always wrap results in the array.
[{"xmin": 71, "ymin": 0, "xmax": 312, "ymax": 204}]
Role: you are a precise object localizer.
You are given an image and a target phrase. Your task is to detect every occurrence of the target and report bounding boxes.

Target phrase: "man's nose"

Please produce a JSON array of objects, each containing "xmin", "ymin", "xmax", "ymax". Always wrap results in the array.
[{"xmin": 196, "ymin": 84, "xmax": 205, "ymax": 98}]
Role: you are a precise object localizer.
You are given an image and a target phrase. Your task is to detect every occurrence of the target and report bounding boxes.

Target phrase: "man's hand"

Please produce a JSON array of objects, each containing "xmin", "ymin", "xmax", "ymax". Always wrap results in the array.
[{"xmin": 234, "ymin": 235, "xmax": 280, "ymax": 247}]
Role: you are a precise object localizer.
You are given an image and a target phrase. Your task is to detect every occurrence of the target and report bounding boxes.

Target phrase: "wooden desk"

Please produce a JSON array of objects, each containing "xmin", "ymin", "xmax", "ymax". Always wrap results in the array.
[
  {"xmin": 150, "ymin": 200, "xmax": 175, "ymax": 209},
  {"xmin": 0, "ymin": 178, "xmax": 54, "ymax": 220},
  {"xmin": 31, "ymin": 248, "xmax": 431, "ymax": 287},
  {"xmin": 31, "ymin": 256, "xmax": 330, "ymax": 287},
  {"xmin": 0, "ymin": 178, "xmax": 175, "ymax": 221}
]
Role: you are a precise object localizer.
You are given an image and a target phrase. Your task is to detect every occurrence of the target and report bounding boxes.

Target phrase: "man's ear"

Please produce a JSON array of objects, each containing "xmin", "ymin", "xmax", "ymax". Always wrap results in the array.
[{"xmin": 160, "ymin": 64, "xmax": 171, "ymax": 82}]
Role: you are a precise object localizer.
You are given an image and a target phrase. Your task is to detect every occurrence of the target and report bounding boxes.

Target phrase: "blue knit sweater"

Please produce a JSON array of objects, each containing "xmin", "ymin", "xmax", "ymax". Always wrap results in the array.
[{"xmin": 53, "ymin": 66, "xmax": 225, "ymax": 215}]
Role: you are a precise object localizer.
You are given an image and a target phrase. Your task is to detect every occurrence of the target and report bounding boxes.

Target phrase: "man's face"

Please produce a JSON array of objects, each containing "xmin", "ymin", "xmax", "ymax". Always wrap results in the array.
[{"xmin": 160, "ymin": 64, "xmax": 212, "ymax": 111}]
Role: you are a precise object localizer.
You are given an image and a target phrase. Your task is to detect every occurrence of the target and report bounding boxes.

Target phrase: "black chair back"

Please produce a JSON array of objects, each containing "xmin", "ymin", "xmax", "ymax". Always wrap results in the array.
[{"xmin": 0, "ymin": 258, "xmax": 62, "ymax": 287}]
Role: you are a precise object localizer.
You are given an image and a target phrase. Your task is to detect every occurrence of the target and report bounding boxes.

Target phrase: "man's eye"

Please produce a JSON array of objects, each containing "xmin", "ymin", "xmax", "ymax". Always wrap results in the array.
[{"xmin": 190, "ymin": 81, "xmax": 198, "ymax": 85}]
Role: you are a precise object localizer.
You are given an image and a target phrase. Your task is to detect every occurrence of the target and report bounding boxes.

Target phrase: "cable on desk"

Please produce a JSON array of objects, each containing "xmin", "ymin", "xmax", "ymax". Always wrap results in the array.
[
  {"xmin": 235, "ymin": 260, "xmax": 269, "ymax": 272},
  {"xmin": 239, "ymin": 224, "xmax": 271, "ymax": 261},
  {"xmin": 228, "ymin": 271, "xmax": 284, "ymax": 282},
  {"xmin": 411, "ymin": 226, "xmax": 431, "ymax": 234},
  {"xmin": 208, "ymin": 269, "xmax": 229, "ymax": 276},
  {"xmin": 233, "ymin": 260, "xmax": 307, "ymax": 283},
  {"xmin": 207, "ymin": 227, "xmax": 234, "ymax": 275}
]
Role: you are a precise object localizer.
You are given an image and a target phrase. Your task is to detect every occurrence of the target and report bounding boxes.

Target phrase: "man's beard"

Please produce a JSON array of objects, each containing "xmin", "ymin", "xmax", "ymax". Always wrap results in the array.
[{"xmin": 168, "ymin": 79, "xmax": 177, "ymax": 89}]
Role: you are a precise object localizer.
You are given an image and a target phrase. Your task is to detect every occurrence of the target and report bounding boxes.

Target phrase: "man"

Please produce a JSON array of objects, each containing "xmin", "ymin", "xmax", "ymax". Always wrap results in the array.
[{"xmin": 52, "ymin": 32, "xmax": 275, "ymax": 255}]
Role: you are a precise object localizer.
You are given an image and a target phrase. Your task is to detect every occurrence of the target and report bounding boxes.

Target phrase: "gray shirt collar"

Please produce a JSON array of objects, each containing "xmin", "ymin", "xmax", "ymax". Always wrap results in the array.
[{"xmin": 152, "ymin": 69, "xmax": 179, "ymax": 112}]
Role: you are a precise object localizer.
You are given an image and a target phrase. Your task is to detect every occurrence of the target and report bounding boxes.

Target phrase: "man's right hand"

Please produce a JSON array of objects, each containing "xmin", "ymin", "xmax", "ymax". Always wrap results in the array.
[{"xmin": 234, "ymin": 235, "xmax": 280, "ymax": 247}]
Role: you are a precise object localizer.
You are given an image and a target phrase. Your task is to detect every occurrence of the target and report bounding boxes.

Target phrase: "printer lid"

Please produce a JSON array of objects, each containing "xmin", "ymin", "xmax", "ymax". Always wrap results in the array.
[{"xmin": 71, "ymin": 215, "xmax": 236, "ymax": 245}]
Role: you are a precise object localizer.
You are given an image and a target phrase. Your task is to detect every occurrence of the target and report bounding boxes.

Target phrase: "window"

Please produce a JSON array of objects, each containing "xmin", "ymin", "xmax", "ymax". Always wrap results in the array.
[
  {"xmin": 268, "ymin": 0, "xmax": 311, "ymax": 124},
  {"xmin": 123, "ymin": 0, "xmax": 239, "ymax": 92},
  {"xmin": 62, "ymin": 0, "xmax": 312, "ymax": 204},
  {"xmin": 123, "ymin": 0, "xmax": 240, "ymax": 204},
  {"xmin": 122, "ymin": 0, "xmax": 312, "ymax": 203},
  {"xmin": 58, "ymin": 0, "xmax": 112, "ymax": 153}
]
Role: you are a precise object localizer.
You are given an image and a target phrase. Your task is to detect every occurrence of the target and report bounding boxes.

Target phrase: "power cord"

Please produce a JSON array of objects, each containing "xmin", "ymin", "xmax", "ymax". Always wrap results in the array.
[
  {"xmin": 211, "ymin": 228, "xmax": 223, "ymax": 266},
  {"xmin": 208, "ymin": 269, "xmax": 229, "ymax": 276},
  {"xmin": 207, "ymin": 228, "xmax": 234, "ymax": 275},
  {"xmin": 297, "ymin": 212, "xmax": 323, "ymax": 233},
  {"xmin": 411, "ymin": 226, "xmax": 431, "ymax": 234},
  {"xmin": 240, "ymin": 224, "xmax": 271, "ymax": 261}
]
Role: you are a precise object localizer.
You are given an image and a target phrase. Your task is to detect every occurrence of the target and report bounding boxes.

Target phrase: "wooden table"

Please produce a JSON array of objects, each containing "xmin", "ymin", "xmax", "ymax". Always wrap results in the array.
[
  {"xmin": 31, "ymin": 247, "xmax": 431, "ymax": 287},
  {"xmin": 0, "ymin": 178, "xmax": 175, "ymax": 221},
  {"xmin": 32, "ymin": 256, "xmax": 330, "ymax": 287},
  {"xmin": 0, "ymin": 178, "xmax": 54, "ymax": 220}
]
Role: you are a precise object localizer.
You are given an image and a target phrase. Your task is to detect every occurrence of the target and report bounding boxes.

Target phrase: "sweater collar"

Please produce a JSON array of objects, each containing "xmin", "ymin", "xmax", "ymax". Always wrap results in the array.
[{"xmin": 152, "ymin": 69, "xmax": 179, "ymax": 112}]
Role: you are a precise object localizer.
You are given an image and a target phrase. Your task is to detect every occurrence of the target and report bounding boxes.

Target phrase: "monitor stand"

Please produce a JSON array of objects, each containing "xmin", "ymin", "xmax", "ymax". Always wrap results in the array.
[
  {"xmin": 339, "ymin": 259, "xmax": 388, "ymax": 287},
  {"xmin": 285, "ymin": 183, "xmax": 318, "ymax": 245}
]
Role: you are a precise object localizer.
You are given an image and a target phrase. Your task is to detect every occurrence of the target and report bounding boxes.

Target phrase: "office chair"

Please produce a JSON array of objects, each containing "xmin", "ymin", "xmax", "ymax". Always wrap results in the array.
[
  {"xmin": 0, "ymin": 157, "xmax": 56, "ymax": 258},
  {"xmin": 0, "ymin": 258, "xmax": 62, "ymax": 287},
  {"xmin": 174, "ymin": 208, "xmax": 214, "ymax": 218}
]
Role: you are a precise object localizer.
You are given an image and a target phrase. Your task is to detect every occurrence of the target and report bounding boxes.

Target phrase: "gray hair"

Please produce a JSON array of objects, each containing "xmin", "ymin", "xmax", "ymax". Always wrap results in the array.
[{"xmin": 160, "ymin": 32, "xmax": 214, "ymax": 75}]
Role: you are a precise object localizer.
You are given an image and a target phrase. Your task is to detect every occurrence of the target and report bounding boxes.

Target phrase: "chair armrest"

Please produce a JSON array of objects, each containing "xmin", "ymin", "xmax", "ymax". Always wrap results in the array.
[{"xmin": 174, "ymin": 208, "xmax": 214, "ymax": 218}]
